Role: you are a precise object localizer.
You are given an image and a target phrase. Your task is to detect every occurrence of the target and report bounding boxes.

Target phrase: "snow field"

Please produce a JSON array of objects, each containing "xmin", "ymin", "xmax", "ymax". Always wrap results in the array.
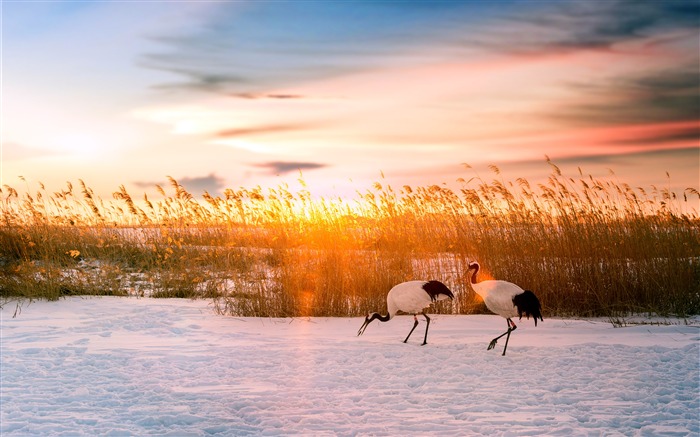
[{"xmin": 1, "ymin": 297, "xmax": 698, "ymax": 436}]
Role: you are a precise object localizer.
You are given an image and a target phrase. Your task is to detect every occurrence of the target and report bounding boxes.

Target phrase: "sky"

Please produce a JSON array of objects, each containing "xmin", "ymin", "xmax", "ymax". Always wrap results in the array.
[{"xmin": 2, "ymin": 0, "xmax": 699, "ymax": 202}]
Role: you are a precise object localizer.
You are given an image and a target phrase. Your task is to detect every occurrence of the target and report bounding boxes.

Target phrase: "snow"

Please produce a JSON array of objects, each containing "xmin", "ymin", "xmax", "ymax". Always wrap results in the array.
[{"xmin": 1, "ymin": 297, "xmax": 698, "ymax": 436}]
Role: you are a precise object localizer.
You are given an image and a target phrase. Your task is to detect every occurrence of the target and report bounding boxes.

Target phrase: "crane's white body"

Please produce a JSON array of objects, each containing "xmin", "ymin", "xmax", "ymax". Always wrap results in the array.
[
  {"xmin": 386, "ymin": 280, "xmax": 452, "ymax": 318},
  {"xmin": 471, "ymin": 279, "xmax": 523, "ymax": 319},
  {"xmin": 357, "ymin": 280, "xmax": 454, "ymax": 345},
  {"xmin": 468, "ymin": 261, "xmax": 542, "ymax": 355}
]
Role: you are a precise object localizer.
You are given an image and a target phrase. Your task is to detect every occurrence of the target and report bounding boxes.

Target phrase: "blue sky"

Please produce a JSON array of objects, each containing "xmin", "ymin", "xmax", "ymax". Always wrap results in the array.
[{"xmin": 2, "ymin": 0, "xmax": 699, "ymax": 200}]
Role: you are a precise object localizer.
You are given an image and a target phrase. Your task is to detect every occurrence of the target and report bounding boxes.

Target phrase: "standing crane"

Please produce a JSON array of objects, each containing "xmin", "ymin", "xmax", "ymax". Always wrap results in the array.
[
  {"xmin": 468, "ymin": 262, "xmax": 542, "ymax": 355},
  {"xmin": 357, "ymin": 280, "xmax": 454, "ymax": 345}
]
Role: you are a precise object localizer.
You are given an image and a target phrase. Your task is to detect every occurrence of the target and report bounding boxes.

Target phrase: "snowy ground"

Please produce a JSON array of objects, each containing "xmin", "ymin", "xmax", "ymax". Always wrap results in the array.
[{"xmin": 1, "ymin": 297, "xmax": 698, "ymax": 436}]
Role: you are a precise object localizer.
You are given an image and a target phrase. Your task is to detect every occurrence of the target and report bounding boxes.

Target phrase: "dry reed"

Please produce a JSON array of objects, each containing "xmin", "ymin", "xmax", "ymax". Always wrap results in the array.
[{"xmin": 1, "ymin": 162, "xmax": 698, "ymax": 318}]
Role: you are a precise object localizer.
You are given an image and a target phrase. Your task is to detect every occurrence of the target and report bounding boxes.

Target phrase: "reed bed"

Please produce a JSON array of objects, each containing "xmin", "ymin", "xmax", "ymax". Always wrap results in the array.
[{"xmin": 1, "ymin": 162, "xmax": 698, "ymax": 318}]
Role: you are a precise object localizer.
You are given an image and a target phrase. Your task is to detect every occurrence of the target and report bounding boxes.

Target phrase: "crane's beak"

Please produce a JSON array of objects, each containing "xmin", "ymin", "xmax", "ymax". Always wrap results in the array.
[{"xmin": 357, "ymin": 316, "xmax": 370, "ymax": 336}]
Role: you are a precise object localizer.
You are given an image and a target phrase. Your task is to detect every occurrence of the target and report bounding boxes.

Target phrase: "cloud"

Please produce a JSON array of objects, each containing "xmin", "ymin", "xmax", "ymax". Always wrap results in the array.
[
  {"xmin": 139, "ymin": 0, "xmax": 699, "ymax": 99},
  {"xmin": 557, "ymin": 67, "xmax": 700, "ymax": 127},
  {"xmin": 138, "ymin": 1, "xmax": 472, "ymax": 95},
  {"xmin": 144, "ymin": 64, "xmax": 248, "ymax": 93},
  {"xmin": 473, "ymin": 0, "xmax": 700, "ymax": 55},
  {"xmin": 135, "ymin": 0, "xmax": 698, "ymax": 158},
  {"xmin": 252, "ymin": 161, "xmax": 327, "ymax": 175},
  {"xmin": 217, "ymin": 124, "xmax": 310, "ymax": 138},
  {"xmin": 133, "ymin": 173, "xmax": 226, "ymax": 196},
  {"xmin": 489, "ymin": 1, "xmax": 700, "ymax": 134},
  {"xmin": 534, "ymin": 146, "xmax": 699, "ymax": 168},
  {"xmin": 612, "ymin": 126, "xmax": 699, "ymax": 147},
  {"xmin": 231, "ymin": 93, "xmax": 305, "ymax": 100}
]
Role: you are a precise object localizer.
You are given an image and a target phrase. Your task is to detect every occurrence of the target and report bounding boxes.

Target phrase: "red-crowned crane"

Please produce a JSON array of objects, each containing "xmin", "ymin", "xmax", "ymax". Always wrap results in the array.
[
  {"xmin": 468, "ymin": 261, "xmax": 543, "ymax": 355},
  {"xmin": 357, "ymin": 280, "xmax": 454, "ymax": 345}
]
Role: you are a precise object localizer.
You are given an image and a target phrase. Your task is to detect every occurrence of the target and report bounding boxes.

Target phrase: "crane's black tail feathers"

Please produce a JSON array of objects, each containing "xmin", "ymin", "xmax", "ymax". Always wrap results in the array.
[
  {"xmin": 512, "ymin": 290, "xmax": 543, "ymax": 326},
  {"xmin": 423, "ymin": 281, "xmax": 455, "ymax": 302}
]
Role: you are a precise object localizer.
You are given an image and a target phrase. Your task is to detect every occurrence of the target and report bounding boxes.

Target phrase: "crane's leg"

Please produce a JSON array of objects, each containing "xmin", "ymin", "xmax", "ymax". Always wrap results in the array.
[
  {"xmin": 404, "ymin": 315, "xmax": 419, "ymax": 343},
  {"xmin": 501, "ymin": 319, "xmax": 517, "ymax": 356},
  {"xmin": 421, "ymin": 313, "xmax": 431, "ymax": 346},
  {"xmin": 488, "ymin": 318, "xmax": 517, "ymax": 355}
]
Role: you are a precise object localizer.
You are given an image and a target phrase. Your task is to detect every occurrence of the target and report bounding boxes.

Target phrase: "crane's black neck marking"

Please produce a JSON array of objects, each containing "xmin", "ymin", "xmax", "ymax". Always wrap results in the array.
[
  {"xmin": 422, "ymin": 281, "xmax": 455, "ymax": 302},
  {"xmin": 512, "ymin": 290, "xmax": 544, "ymax": 326},
  {"xmin": 469, "ymin": 262, "xmax": 480, "ymax": 284},
  {"xmin": 369, "ymin": 312, "xmax": 391, "ymax": 323}
]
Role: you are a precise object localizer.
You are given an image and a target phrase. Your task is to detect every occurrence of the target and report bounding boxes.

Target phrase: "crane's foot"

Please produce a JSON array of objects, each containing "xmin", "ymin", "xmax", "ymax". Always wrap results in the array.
[{"xmin": 487, "ymin": 339, "xmax": 498, "ymax": 350}]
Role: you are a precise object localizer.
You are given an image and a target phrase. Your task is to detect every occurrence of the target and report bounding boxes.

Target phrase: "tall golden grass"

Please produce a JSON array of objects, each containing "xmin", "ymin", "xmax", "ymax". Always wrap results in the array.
[{"xmin": 1, "ymin": 161, "xmax": 698, "ymax": 318}]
